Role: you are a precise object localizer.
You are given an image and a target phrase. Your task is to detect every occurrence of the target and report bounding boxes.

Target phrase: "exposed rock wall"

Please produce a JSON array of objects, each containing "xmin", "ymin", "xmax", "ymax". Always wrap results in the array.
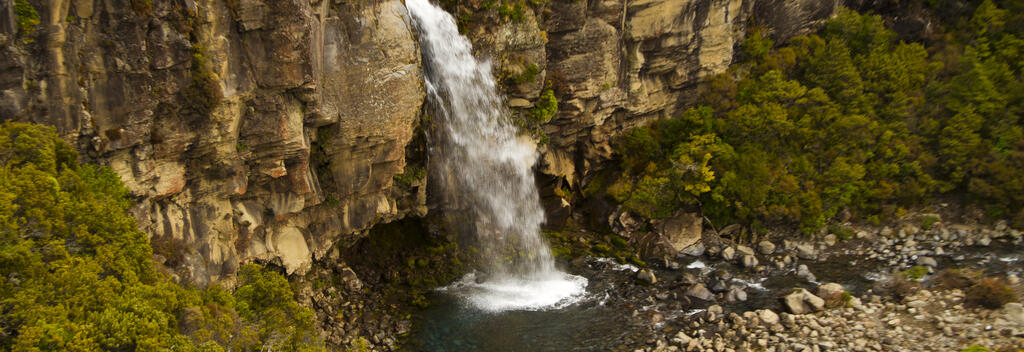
[
  {"xmin": 0, "ymin": 0, "xmax": 426, "ymax": 285},
  {"xmin": 0, "ymin": 0, "xmax": 840, "ymax": 286}
]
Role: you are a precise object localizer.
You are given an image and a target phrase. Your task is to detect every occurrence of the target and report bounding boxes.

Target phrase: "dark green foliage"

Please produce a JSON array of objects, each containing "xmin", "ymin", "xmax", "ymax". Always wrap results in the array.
[
  {"xmin": 13, "ymin": 0, "xmax": 39, "ymax": 43},
  {"xmin": 607, "ymin": 3, "xmax": 1024, "ymax": 232},
  {"xmin": 0, "ymin": 122, "xmax": 323, "ymax": 351}
]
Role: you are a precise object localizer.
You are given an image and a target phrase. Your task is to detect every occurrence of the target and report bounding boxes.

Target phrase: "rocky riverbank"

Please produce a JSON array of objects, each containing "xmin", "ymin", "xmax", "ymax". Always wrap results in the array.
[{"xmin": 535, "ymin": 210, "xmax": 1024, "ymax": 352}]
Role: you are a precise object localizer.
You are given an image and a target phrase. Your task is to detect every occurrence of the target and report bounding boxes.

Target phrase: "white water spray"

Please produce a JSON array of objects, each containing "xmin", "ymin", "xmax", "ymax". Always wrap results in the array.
[{"xmin": 406, "ymin": 0, "xmax": 586, "ymax": 312}]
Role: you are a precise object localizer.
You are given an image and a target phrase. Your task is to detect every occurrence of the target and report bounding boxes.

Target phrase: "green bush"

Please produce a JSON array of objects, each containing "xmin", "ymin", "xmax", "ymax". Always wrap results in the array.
[{"xmin": 531, "ymin": 88, "xmax": 558, "ymax": 123}]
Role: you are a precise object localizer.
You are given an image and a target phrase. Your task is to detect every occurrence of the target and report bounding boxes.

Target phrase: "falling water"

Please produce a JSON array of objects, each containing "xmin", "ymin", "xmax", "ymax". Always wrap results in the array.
[{"xmin": 406, "ymin": 0, "xmax": 586, "ymax": 312}]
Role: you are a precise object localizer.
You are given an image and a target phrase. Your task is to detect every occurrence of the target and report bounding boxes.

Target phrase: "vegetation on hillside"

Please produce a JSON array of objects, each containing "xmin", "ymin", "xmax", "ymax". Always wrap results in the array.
[
  {"xmin": 606, "ymin": 1, "xmax": 1024, "ymax": 234},
  {"xmin": 0, "ymin": 122, "xmax": 322, "ymax": 351}
]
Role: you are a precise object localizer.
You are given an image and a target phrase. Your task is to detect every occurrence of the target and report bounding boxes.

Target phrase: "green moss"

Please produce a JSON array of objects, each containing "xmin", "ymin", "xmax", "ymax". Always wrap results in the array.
[
  {"xmin": 511, "ymin": 63, "xmax": 541, "ymax": 84},
  {"xmin": 609, "ymin": 234, "xmax": 629, "ymax": 248},
  {"xmin": 592, "ymin": 243, "xmax": 611, "ymax": 254},
  {"xmin": 959, "ymin": 346, "xmax": 990, "ymax": 352},
  {"xmin": 497, "ymin": 1, "xmax": 526, "ymax": 22},
  {"xmin": 841, "ymin": 290, "xmax": 853, "ymax": 306},
  {"xmin": 393, "ymin": 166, "xmax": 426, "ymax": 190},
  {"xmin": 627, "ymin": 255, "xmax": 647, "ymax": 267},
  {"xmin": 13, "ymin": 0, "xmax": 39, "ymax": 43},
  {"xmin": 901, "ymin": 265, "xmax": 929, "ymax": 281}
]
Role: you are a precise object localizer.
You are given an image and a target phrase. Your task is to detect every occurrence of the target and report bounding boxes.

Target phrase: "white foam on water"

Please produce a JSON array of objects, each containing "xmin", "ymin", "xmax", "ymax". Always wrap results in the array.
[
  {"xmin": 686, "ymin": 260, "xmax": 707, "ymax": 269},
  {"xmin": 594, "ymin": 257, "xmax": 640, "ymax": 272},
  {"xmin": 730, "ymin": 277, "xmax": 769, "ymax": 291},
  {"xmin": 443, "ymin": 272, "xmax": 589, "ymax": 313}
]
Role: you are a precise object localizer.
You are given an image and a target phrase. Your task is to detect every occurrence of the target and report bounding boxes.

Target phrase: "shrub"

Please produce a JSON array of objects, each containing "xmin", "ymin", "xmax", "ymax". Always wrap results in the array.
[
  {"xmin": 531, "ymin": 88, "xmax": 558, "ymax": 123},
  {"xmin": 13, "ymin": 0, "xmax": 39, "ymax": 43},
  {"xmin": 965, "ymin": 277, "xmax": 1018, "ymax": 309}
]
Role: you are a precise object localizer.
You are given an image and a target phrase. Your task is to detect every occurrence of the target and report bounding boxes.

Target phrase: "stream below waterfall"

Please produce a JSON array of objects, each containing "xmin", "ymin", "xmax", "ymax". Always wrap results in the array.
[{"xmin": 401, "ymin": 236, "xmax": 1024, "ymax": 351}]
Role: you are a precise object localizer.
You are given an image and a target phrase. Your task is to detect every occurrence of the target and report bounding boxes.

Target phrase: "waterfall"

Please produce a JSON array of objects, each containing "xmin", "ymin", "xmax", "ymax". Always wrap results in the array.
[{"xmin": 406, "ymin": 0, "xmax": 586, "ymax": 312}]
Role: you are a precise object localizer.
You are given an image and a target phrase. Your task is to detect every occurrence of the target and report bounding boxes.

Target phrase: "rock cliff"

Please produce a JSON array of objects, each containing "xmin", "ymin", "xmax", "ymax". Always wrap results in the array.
[
  {"xmin": 0, "ymin": 0, "xmax": 426, "ymax": 285},
  {"xmin": 0, "ymin": 0, "xmax": 838, "ymax": 285},
  {"xmin": 441, "ymin": 0, "xmax": 840, "ymax": 227}
]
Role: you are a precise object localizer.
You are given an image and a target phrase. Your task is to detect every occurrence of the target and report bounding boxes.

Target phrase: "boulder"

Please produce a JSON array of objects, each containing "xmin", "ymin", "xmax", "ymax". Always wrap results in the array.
[
  {"xmin": 686, "ymin": 283, "xmax": 714, "ymax": 301},
  {"xmin": 726, "ymin": 287, "xmax": 747, "ymax": 302},
  {"xmin": 782, "ymin": 288, "xmax": 826, "ymax": 314},
  {"xmin": 741, "ymin": 254, "xmax": 759, "ymax": 269},
  {"xmin": 796, "ymin": 243, "xmax": 817, "ymax": 260},
  {"xmin": 758, "ymin": 240, "xmax": 776, "ymax": 255},
  {"xmin": 797, "ymin": 264, "xmax": 816, "ymax": 282},
  {"xmin": 917, "ymin": 256, "xmax": 938, "ymax": 267},
  {"xmin": 671, "ymin": 332, "xmax": 692, "ymax": 346},
  {"xmin": 637, "ymin": 268, "xmax": 657, "ymax": 284},
  {"xmin": 721, "ymin": 246, "xmax": 736, "ymax": 261},
  {"xmin": 680, "ymin": 242, "xmax": 706, "ymax": 257},
  {"xmin": 654, "ymin": 211, "xmax": 702, "ymax": 253},
  {"xmin": 736, "ymin": 245, "xmax": 756, "ymax": 257},
  {"xmin": 757, "ymin": 309, "xmax": 780, "ymax": 325},
  {"xmin": 816, "ymin": 282, "xmax": 845, "ymax": 307}
]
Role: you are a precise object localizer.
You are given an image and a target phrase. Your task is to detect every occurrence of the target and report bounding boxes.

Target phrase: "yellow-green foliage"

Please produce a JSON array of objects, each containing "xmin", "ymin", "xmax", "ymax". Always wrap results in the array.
[
  {"xmin": 531, "ymin": 88, "xmax": 558, "ymax": 123},
  {"xmin": 13, "ymin": 0, "xmax": 39, "ymax": 43},
  {"xmin": 901, "ymin": 265, "xmax": 929, "ymax": 281},
  {"xmin": 610, "ymin": 3, "xmax": 1024, "ymax": 231},
  {"xmin": 0, "ymin": 122, "xmax": 323, "ymax": 351}
]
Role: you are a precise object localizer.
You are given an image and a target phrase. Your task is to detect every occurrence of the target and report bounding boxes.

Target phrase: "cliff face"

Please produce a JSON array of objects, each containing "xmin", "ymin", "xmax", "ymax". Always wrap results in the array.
[
  {"xmin": 444, "ymin": 0, "xmax": 840, "ymax": 225},
  {"xmin": 0, "ymin": 0, "xmax": 837, "ymax": 285},
  {"xmin": 0, "ymin": 0, "xmax": 426, "ymax": 285}
]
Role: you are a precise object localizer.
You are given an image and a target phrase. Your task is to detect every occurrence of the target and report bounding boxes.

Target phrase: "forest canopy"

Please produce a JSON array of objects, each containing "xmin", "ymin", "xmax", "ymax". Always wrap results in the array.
[{"xmin": 607, "ymin": 0, "xmax": 1024, "ymax": 233}]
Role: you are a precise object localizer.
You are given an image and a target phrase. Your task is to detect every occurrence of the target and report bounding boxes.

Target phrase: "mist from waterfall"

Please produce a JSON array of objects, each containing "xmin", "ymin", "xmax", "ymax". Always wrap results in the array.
[{"xmin": 406, "ymin": 0, "xmax": 586, "ymax": 312}]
